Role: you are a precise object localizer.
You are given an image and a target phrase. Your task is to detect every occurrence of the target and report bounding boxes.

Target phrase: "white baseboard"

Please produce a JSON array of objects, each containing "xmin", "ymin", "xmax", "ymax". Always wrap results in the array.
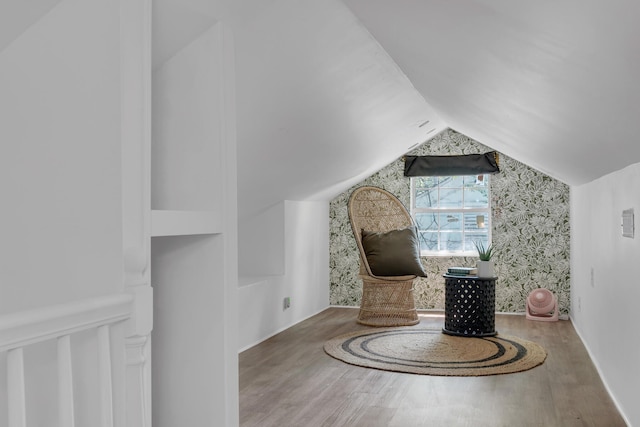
[{"xmin": 238, "ymin": 306, "xmax": 330, "ymax": 353}]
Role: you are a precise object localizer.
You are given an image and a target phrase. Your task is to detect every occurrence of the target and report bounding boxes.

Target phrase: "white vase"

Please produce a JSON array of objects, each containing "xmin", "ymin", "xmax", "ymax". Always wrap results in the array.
[{"xmin": 477, "ymin": 260, "xmax": 495, "ymax": 278}]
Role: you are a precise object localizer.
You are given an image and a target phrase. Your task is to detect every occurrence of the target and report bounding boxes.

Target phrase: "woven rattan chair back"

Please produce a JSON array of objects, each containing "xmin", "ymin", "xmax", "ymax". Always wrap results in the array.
[
  {"xmin": 347, "ymin": 186, "xmax": 419, "ymax": 326},
  {"xmin": 348, "ymin": 186, "xmax": 415, "ymax": 277}
]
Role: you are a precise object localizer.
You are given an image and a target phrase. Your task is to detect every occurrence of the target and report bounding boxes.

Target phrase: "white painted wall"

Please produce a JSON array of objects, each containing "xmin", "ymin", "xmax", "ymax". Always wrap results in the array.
[
  {"xmin": 151, "ymin": 22, "xmax": 239, "ymax": 427},
  {"xmin": 238, "ymin": 200, "xmax": 330, "ymax": 351},
  {"xmin": 0, "ymin": 0, "xmax": 124, "ymax": 424},
  {"xmin": 0, "ymin": 0, "xmax": 122, "ymax": 313},
  {"xmin": 151, "ymin": 26, "xmax": 223, "ymax": 211},
  {"xmin": 238, "ymin": 202, "xmax": 285, "ymax": 276},
  {"xmin": 571, "ymin": 162, "xmax": 640, "ymax": 426},
  {"xmin": 152, "ymin": 235, "xmax": 228, "ymax": 426}
]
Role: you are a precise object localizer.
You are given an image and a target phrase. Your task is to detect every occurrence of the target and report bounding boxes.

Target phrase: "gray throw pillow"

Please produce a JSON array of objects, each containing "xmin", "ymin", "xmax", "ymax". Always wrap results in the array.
[{"xmin": 361, "ymin": 226, "xmax": 427, "ymax": 277}]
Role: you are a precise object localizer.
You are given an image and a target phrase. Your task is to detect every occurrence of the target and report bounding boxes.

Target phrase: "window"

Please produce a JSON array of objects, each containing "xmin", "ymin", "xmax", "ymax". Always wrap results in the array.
[{"xmin": 411, "ymin": 174, "xmax": 491, "ymax": 255}]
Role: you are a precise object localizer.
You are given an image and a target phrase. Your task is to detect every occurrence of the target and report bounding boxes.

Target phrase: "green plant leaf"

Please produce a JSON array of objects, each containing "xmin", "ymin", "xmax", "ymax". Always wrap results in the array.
[{"xmin": 474, "ymin": 240, "xmax": 494, "ymax": 261}]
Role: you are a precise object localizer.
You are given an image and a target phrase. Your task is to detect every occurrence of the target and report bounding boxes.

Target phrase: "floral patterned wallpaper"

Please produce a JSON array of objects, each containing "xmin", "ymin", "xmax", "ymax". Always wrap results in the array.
[{"xmin": 329, "ymin": 128, "xmax": 570, "ymax": 314}]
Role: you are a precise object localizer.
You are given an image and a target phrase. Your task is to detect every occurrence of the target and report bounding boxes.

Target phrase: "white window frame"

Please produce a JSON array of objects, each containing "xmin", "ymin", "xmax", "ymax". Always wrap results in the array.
[{"xmin": 410, "ymin": 174, "xmax": 492, "ymax": 257}]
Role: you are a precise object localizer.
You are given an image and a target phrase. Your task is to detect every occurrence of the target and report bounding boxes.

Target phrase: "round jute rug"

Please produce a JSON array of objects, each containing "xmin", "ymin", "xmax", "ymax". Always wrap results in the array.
[{"xmin": 324, "ymin": 328, "xmax": 547, "ymax": 376}]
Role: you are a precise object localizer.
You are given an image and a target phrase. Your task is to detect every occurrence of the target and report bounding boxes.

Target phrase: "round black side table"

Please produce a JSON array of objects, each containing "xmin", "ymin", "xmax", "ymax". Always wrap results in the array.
[{"xmin": 442, "ymin": 274, "xmax": 497, "ymax": 337}]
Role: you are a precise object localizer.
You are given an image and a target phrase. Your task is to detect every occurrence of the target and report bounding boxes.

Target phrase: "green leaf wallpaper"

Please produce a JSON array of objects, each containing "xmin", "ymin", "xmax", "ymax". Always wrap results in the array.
[{"xmin": 329, "ymin": 129, "xmax": 570, "ymax": 314}]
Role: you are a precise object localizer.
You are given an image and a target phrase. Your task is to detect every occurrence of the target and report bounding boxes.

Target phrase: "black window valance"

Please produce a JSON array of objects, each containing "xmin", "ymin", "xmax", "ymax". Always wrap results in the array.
[{"xmin": 403, "ymin": 151, "xmax": 500, "ymax": 177}]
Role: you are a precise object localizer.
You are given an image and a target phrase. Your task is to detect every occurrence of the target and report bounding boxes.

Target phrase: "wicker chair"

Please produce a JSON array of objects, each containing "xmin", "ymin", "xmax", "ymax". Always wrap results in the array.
[{"xmin": 348, "ymin": 186, "xmax": 420, "ymax": 326}]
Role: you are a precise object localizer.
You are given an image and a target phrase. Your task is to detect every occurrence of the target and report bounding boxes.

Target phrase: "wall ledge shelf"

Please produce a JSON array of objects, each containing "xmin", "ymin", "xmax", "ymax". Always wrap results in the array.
[{"xmin": 151, "ymin": 210, "xmax": 222, "ymax": 237}]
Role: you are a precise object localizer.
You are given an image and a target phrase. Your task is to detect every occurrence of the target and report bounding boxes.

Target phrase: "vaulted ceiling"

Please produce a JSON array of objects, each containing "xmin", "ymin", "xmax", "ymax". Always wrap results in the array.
[
  {"xmin": 5, "ymin": 0, "xmax": 640, "ymax": 218},
  {"xmin": 344, "ymin": 0, "xmax": 640, "ymax": 185},
  {"xmin": 0, "ymin": 0, "xmax": 62, "ymax": 53}
]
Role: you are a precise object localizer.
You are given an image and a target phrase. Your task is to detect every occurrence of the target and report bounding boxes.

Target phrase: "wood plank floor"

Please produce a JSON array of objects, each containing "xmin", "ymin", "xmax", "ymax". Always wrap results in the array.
[{"xmin": 239, "ymin": 307, "xmax": 627, "ymax": 427}]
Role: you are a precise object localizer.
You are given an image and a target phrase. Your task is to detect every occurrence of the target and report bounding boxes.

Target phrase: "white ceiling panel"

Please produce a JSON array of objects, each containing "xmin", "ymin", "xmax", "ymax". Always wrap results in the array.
[
  {"xmin": 343, "ymin": 0, "xmax": 640, "ymax": 185},
  {"xmin": 0, "ymin": 0, "xmax": 62, "ymax": 53}
]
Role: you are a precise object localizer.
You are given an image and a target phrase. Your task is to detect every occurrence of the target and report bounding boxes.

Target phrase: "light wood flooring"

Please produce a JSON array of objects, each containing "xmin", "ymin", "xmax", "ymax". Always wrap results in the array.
[{"xmin": 239, "ymin": 307, "xmax": 626, "ymax": 427}]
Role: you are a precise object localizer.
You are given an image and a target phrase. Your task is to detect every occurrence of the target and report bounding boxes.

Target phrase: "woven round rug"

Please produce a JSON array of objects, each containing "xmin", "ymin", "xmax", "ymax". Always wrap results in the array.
[{"xmin": 324, "ymin": 328, "xmax": 546, "ymax": 376}]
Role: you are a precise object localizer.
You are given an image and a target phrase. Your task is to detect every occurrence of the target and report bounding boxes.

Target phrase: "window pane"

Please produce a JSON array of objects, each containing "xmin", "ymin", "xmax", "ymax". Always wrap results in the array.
[
  {"xmin": 465, "ymin": 233, "xmax": 489, "ymax": 252},
  {"xmin": 415, "ymin": 212, "xmax": 437, "ymax": 230},
  {"xmin": 440, "ymin": 176, "xmax": 463, "ymax": 187},
  {"xmin": 440, "ymin": 213, "xmax": 462, "ymax": 231},
  {"xmin": 464, "ymin": 187, "xmax": 488, "ymax": 207},
  {"xmin": 418, "ymin": 231, "xmax": 438, "ymax": 251},
  {"xmin": 441, "ymin": 232, "xmax": 462, "ymax": 251},
  {"xmin": 439, "ymin": 188, "xmax": 464, "ymax": 208},
  {"xmin": 415, "ymin": 188, "xmax": 438, "ymax": 208},
  {"xmin": 414, "ymin": 176, "xmax": 438, "ymax": 189},
  {"xmin": 464, "ymin": 175, "xmax": 488, "ymax": 186},
  {"xmin": 463, "ymin": 212, "xmax": 490, "ymax": 231},
  {"xmin": 464, "ymin": 212, "xmax": 489, "ymax": 251}
]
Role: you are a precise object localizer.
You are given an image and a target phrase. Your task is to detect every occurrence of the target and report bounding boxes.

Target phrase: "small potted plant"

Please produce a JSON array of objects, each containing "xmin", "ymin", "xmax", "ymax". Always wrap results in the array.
[{"xmin": 474, "ymin": 241, "xmax": 495, "ymax": 278}]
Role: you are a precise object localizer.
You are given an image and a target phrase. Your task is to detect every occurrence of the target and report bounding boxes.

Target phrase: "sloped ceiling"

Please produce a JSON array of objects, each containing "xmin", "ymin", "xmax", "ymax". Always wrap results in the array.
[
  {"xmin": 153, "ymin": 0, "xmax": 446, "ymax": 219},
  {"xmin": 6, "ymin": 0, "xmax": 640, "ymax": 219},
  {"xmin": 231, "ymin": 0, "xmax": 446, "ymax": 218},
  {"xmin": 152, "ymin": 1, "xmax": 220, "ymax": 70},
  {"xmin": 344, "ymin": 0, "xmax": 640, "ymax": 185},
  {"xmin": 0, "ymin": 0, "xmax": 62, "ymax": 53},
  {"xmin": 153, "ymin": 0, "xmax": 640, "ymax": 218}
]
